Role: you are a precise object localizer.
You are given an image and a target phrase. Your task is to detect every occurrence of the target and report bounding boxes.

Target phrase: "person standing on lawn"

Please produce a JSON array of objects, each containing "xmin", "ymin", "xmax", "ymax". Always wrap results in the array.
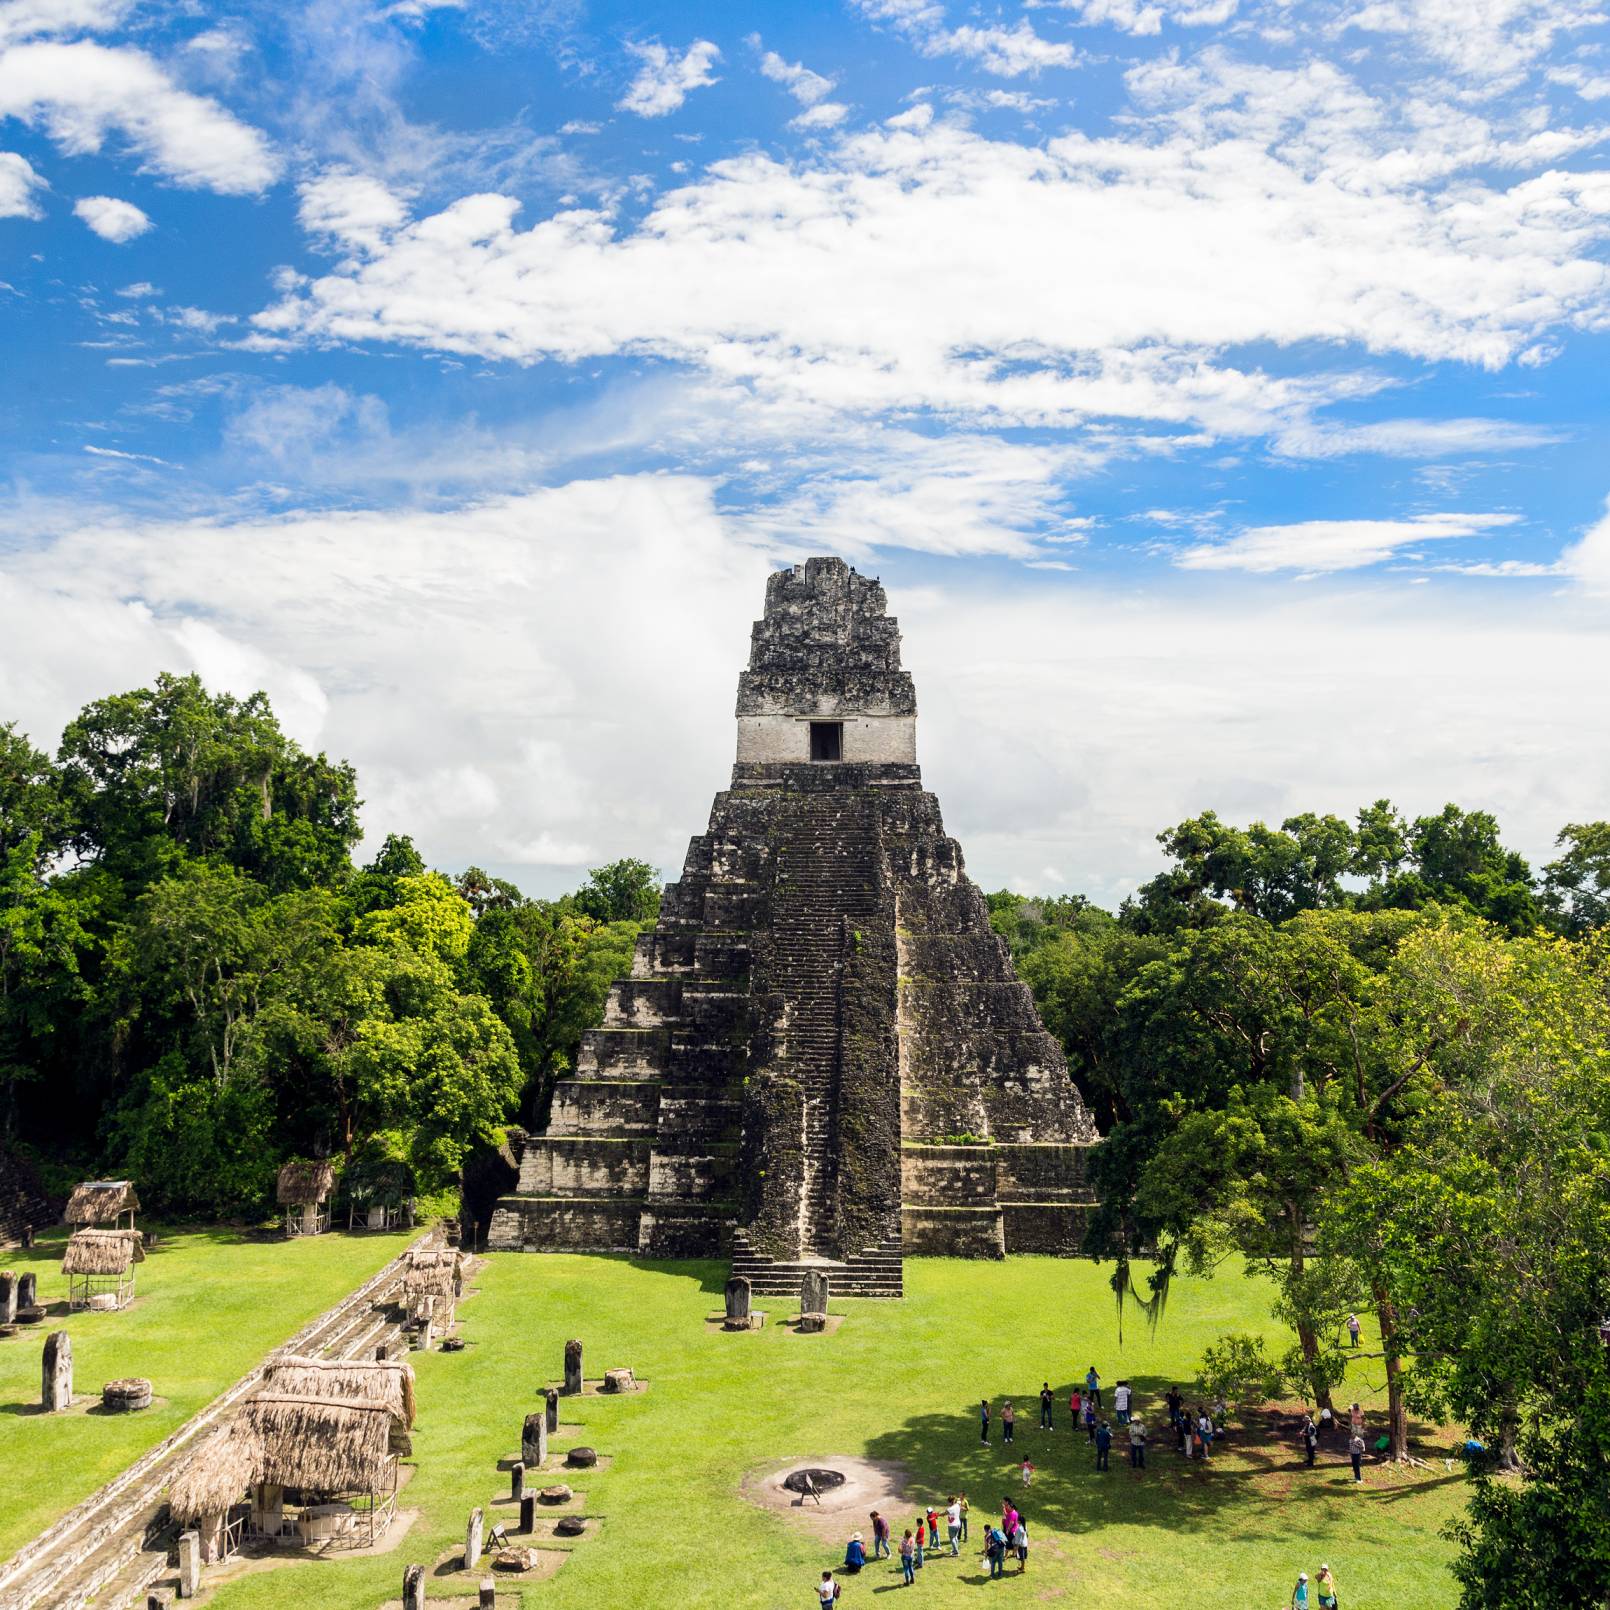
[
  {"xmin": 1301, "ymin": 1414, "xmax": 1318, "ymax": 1467},
  {"xmin": 1039, "ymin": 1382, "xmax": 1054, "ymax": 1430},
  {"xmin": 1095, "ymin": 1419, "xmax": 1112, "ymax": 1471},
  {"xmin": 871, "ymin": 1511, "xmax": 890, "ymax": 1559},
  {"xmin": 958, "ymin": 1493, "xmax": 969, "ymax": 1542},
  {"xmin": 1166, "ymin": 1385, "xmax": 1183, "ymax": 1429},
  {"xmin": 1012, "ymin": 1516, "xmax": 1029, "ymax": 1573},
  {"xmin": 899, "ymin": 1529, "xmax": 915, "ymax": 1587},
  {"xmin": 1317, "ymin": 1563, "xmax": 1339, "ymax": 1608},
  {"xmin": 1350, "ymin": 1432, "xmax": 1366, "ymax": 1483},
  {"xmin": 1347, "ymin": 1313, "xmax": 1361, "ymax": 1347},
  {"xmin": 1002, "ymin": 1400, "xmax": 1016, "ymax": 1444},
  {"xmin": 1291, "ymin": 1570, "xmax": 1310, "ymax": 1608},
  {"xmin": 946, "ymin": 1496, "xmax": 961, "ymax": 1556},
  {"xmin": 1083, "ymin": 1398, "xmax": 1098, "ymax": 1442},
  {"xmin": 1069, "ymin": 1386, "xmax": 1082, "ymax": 1429},
  {"xmin": 818, "ymin": 1570, "xmax": 842, "ymax": 1604},
  {"xmin": 979, "ymin": 1398, "xmax": 991, "ymax": 1444},
  {"xmin": 1086, "ymin": 1366, "xmax": 1102, "ymax": 1409},
  {"xmin": 1114, "ymin": 1380, "xmax": 1132, "ymax": 1425},
  {"xmin": 1129, "ymin": 1418, "xmax": 1147, "ymax": 1468}
]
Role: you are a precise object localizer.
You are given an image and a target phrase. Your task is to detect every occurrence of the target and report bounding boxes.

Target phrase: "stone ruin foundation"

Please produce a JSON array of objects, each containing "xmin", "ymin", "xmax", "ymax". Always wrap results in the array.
[{"xmin": 489, "ymin": 558, "xmax": 1099, "ymax": 1295}]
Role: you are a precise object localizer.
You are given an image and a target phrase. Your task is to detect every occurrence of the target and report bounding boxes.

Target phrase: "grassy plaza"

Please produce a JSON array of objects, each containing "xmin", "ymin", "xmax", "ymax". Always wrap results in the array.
[{"xmin": 166, "ymin": 1250, "xmax": 1467, "ymax": 1610}]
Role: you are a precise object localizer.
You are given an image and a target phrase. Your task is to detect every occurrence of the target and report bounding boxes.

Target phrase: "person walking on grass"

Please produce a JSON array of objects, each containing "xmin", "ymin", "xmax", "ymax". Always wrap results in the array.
[
  {"xmin": 1317, "ymin": 1563, "xmax": 1339, "ymax": 1608},
  {"xmin": 1350, "ymin": 1432, "xmax": 1366, "ymax": 1483},
  {"xmin": 1095, "ymin": 1418, "xmax": 1112, "ymax": 1471},
  {"xmin": 871, "ymin": 1511, "xmax": 890, "ymax": 1560},
  {"xmin": 1086, "ymin": 1365, "xmax": 1102, "ymax": 1410},
  {"xmin": 1040, "ymin": 1381, "xmax": 1054, "ymax": 1430},
  {"xmin": 925, "ymin": 1508, "xmax": 940, "ymax": 1552},
  {"xmin": 1002, "ymin": 1400, "xmax": 1016, "ymax": 1445},
  {"xmin": 1301, "ymin": 1414, "xmax": 1318, "ymax": 1468},
  {"xmin": 1291, "ymin": 1570, "xmax": 1310, "ymax": 1608},
  {"xmin": 1020, "ymin": 1458, "xmax": 1034, "ymax": 1488},
  {"xmin": 818, "ymin": 1569, "xmax": 842, "ymax": 1604},
  {"xmin": 1128, "ymin": 1418, "xmax": 1147, "ymax": 1469},
  {"xmin": 983, "ymin": 1524, "xmax": 1007, "ymax": 1579},
  {"xmin": 946, "ymin": 1496, "xmax": 962, "ymax": 1556},
  {"xmin": 899, "ymin": 1529, "xmax": 915, "ymax": 1587}
]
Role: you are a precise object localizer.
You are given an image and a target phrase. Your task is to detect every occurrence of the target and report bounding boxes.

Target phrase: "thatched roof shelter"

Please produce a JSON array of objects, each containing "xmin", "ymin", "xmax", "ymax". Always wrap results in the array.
[
  {"xmin": 62, "ymin": 1227, "xmax": 145, "ymax": 1275},
  {"xmin": 168, "ymin": 1423, "xmax": 260, "ymax": 1525},
  {"xmin": 244, "ymin": 1395, "xmax": 397, "ymax": 1492},
  {"xmin": 260, "ymin": 1355, "xmax": 416, "ymax": 1428},
  {"xmin": 64, "ymin": 1179, "xmax": 139, "ymax": 1225},
  {"xmin": 276, "ymin": 1160, "xmax": 336, "ymax": 1206},
  {"xmin": 401, "ymin": 1248, "xmax": 461, "ymax": 1302}
]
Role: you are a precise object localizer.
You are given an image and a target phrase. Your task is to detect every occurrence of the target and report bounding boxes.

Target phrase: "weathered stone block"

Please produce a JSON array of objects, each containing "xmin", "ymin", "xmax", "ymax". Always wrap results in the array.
[
  {"xmin": 42, "ymin": 1329, "xmax": 71, "ymax": 1411},
  {"xmin": 465, "ymin": 1505, "xmax": 485, "ymax": 1570},
  {"xmin": 563, "ymin": 1338, "xmax": 582, "ymax": 1395},
  {"xmin": 402, "ymin": 1562, "xmax": 425, "ymax": 1610},
  {"xmin": 522, "ymin": 1411, "xmax": 547, "ymax": 1468}
]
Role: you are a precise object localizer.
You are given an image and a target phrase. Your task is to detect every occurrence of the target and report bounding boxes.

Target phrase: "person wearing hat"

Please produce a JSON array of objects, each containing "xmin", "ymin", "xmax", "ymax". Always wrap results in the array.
[
  {"xmin": 1291, "ymin": 1570, "xmax": 1310, "ymax": 1607},
  {"xmin": 1317, "ymin": 1563, "xmax": 1339, "ymax": 1608},
  {"xmin": 843, "ymin": 1533, "xmax": 865, "ymax": 1574}
]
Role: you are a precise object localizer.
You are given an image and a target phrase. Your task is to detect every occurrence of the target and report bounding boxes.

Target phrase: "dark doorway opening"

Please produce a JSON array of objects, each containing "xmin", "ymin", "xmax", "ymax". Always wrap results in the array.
[{"xmin": 809, "ymin": 721, "xmax": 844, "ymax": 761}]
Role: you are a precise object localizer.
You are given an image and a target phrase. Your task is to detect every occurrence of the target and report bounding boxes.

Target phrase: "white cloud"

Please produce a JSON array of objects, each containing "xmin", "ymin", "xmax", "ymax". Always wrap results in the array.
[
  {"xmin": 0, "ymin": 146, "xmax": 43, "ymax": 215},
  {"xmin": 1060, "ymin": 0, "xmax": 1238, "ymax": 32},
  {"xmin": 0, "ymin": 40, "xmax": 277, "ymax": 193},
  {"xmin": 114, "ymin": 279, "xmax": 158, "ymax": 297},
  {"xmin": 617, "ymin": 39, "xmax": 720, "ymax": 118},
  {"xmin": 73, "ymin": 191, "xmax": 148, "ymax": 240},
  {"xmin": 1549, "ymin": 63, "xmax": 1610, "ymax": 99},
  {"xmin": 856, "ymin": 2, "xmax": 1079, "ymax": 75},
  {"xmin": 0, "ymin": 0, "xmax": 128, "ymax": 47},
  {"xmin": 754, "ymin": 42, "xmax": 849, "ymax": 128},
  {"xmin": 298, "ymin": 168, "xmax": 410, "ymax": 253},
  {"xmin": 1271, "ymin": 416, "xmax": 1565, "ymax": 457},
  {"xmin": 1342, "ymin": 0, "xmax": 1605, "ymax": 81},
  {"xmin": 1559, "ymin": 494, "xmax": 1610, "ymax": 594},
  {"xmin": 2, "ymin": 480, "xmax": 1606, "ymax": 908},
  {"xmin": 253, "ymin": 87, "xmax": 1610, "ymax": 444},
  {"xmin": 1176, "ymin": 511, "xmax": 1523, "ymax": 573}
]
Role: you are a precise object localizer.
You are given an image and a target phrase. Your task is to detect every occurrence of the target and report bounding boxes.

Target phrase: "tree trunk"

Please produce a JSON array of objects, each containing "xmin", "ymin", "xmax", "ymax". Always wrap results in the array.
[
  {"xmin": 1290, "ymin": 1233, "xmax": 1335, "ymax": 1414},
  {"xmin": 1372, "ymin": 1281, "xmax": 1409, "ymax": 1459}
]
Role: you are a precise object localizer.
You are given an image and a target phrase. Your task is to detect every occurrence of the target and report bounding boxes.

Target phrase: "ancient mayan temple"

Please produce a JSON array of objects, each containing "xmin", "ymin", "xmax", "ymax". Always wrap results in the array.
[{"xmin": 489, "ymin": 558, "xmax": 1098, "ymax": 1294}]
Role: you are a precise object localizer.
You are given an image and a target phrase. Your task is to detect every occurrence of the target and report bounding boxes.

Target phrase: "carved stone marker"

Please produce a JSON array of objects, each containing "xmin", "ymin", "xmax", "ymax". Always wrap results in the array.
[
  {"xmin": 601, "ymin": 1368, "xmax": 635, "ymax": 1394},
  {"xmin": 565, "ymin": 1446, "xmax": 598, "ymax": 1469},
  {"xmin": 0, "ymin": 1271, "xmax": 16, "ymax": 1326},
  {"xmin": 42, "ymin": 1330, "xmax": 72, "ymax": 1411},
  {"xmin": 797, "ymin": 1311, "xmax": 828, "ymax": 1334},
  {"xmin": 17, "ymin": 1272, "xmax": 36, "ymax": 1308},
  {"xmin": 465, "ymin": 1505, "xmax": 485, "ymax": 1570},
  {"xmin": 564, "ymin": 1338, "xmax": 583, "ymax": 1395},
  {"xmin": 519, "ymin": 1494, "xmax": 536, "ymax": 1533},
  {"xmin": 102, "ymin": 1377, "xmax": 153, "ymax": 1412},
  {"xmin": 176, "ymin": 1531, "xmax": 200, "ymax": 1599},
  {"xmin": 403, "ymin": 1563, "xmax": 425, "ymax": 1610},
  {"xmin": 510, "ymin": 1460, "xmax": 526, "ymax": 1503},
  {"xmin": 723, "ymin": 1275, "xmax": 752, "ymax": 1330},
  {"xmin": 522, "ymin": 1411, "xmax": 547, "ymax": 1468},
  {"xmin": 800, "ymin": 1270, "xmax": 829, "ymax": 1314},
  {"xmin": 480, "ymin": 1580, "xmax": 497, "ymax": 1609},
  {"xmin": 544, "ymin": 1387, "xmax": 559, "ymax": 1433}
]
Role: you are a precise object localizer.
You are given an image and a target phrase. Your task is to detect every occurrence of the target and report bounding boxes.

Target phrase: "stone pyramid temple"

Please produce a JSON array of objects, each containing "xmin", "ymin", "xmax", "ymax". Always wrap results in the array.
[{"xmin": 489, "ymin": 558, "xmax": 1098, "ymax": 1294}]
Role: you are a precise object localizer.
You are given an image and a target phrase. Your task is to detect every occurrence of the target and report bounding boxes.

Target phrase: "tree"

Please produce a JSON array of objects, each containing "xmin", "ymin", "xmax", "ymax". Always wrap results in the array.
[
  {"xmin": 1542, "ymin": 822, "xmax": 1610, "ymax": 936},
  {"xmin": 0, "ymin": 724, "xmax": 69, "ymax": 870},
  {"xmin": 572, "ymin": 858, "xmax": 660, "ymax": 925}
]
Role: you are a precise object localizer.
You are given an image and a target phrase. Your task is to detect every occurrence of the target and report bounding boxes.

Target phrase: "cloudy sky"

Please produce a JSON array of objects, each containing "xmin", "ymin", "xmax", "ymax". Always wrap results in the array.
[{"xmin": 2, "ymin": 0, "xmax": 1608, "ymax": 905}]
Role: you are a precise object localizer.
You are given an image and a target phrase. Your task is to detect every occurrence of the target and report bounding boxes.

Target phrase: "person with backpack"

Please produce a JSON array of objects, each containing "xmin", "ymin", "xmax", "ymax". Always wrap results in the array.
[
  {"xmin": 1095, "ymin": 1418, "xmax": 1112, "ymax": 1471},
  {"xmin": 818, "ymin": 1570, "xmax": 842, "ymax": 1604},
  {"xmin": 983, "ymin": 1523, "xmax": 1007, "ymax": 1578}
]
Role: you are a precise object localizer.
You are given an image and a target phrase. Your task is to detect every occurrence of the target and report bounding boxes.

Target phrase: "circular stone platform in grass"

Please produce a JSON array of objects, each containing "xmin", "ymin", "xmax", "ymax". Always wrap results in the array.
[{"xmin": 742, "ymin": 1456, "xmax": 912, "ymax": 1541}]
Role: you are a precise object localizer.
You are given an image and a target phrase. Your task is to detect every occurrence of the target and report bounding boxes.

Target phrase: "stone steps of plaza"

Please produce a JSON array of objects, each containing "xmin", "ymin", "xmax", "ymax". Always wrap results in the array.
[{"xmin": 730, "ymin": 1233, "xmax": 903, "ymax": 1299}]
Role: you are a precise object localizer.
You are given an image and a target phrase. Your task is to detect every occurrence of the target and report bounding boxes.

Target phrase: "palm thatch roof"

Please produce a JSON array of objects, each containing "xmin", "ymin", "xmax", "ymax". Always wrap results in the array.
[
  {"xmin": 260, "ymin": 1355, "xmax": 416, "ymax": 1428},
  {"xmin": 276, "ymin": 1160, "xmax": 337, "ymax": 1205},
  {"xmin": 64, "ymin": 1179, "xmax": 139, "ymax": 1225},
  {"xmin": 400, "ymin": 1247, "xmax": 461, "ymax": 1301},
  {"xmin": 62, "ymin": 1228, "xmax": 145, "ymax": 1275},
  {"xmin": 167, "ymin": 1423, "xmax": 260, "ymax": 1524}
]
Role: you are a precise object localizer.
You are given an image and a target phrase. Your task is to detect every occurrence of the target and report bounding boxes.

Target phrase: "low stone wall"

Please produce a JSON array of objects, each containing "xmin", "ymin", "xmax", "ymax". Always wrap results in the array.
[
  {"xmin": 513, "ymin": 1137, "xmax": 652, "ymax": 1198},
  {"xmin": 1002, "ymin": 1202, "xmax": 1095, "ymax": 1254},
  {"xmin": 901, "ymin": 1204, "xmax": 1004, "ymax": 1257},
  {"xmin": 487, "ymin": 1198, "xmax": 644, "ymax": 1252}
]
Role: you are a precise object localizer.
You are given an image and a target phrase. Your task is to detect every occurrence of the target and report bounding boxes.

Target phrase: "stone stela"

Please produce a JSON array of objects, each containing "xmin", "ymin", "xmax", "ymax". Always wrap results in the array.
[{"xmin": 488, "ymin": 558, "xmax": 1098, "ymax": 1296}]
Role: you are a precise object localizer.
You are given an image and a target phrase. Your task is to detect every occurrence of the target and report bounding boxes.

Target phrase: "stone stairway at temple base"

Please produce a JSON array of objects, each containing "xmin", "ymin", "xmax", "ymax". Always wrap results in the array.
[{"xmin": 729, "ymin": 1231, "xmax": 904, "ymax": 1299}]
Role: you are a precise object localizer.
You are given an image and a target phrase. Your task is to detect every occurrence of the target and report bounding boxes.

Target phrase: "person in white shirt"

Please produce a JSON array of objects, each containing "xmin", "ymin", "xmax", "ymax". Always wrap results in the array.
[
  {"xmin": 818, "ymin": 1569, "xmax": 841, "ymax": 1603},
  {"xmin": 1114, "ymin": 1381, "xmax": 1132, "ymax": 1424},
  {"xmin": 946, "ymin": 1498, "xmax": 962, "ymax": 1556}
]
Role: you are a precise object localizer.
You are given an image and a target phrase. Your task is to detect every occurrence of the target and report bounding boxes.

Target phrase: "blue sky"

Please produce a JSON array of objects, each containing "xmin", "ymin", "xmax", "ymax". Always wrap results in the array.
[{"xmin": 2, "ymin": 0, "xmax": 1609, "ymax": 904}]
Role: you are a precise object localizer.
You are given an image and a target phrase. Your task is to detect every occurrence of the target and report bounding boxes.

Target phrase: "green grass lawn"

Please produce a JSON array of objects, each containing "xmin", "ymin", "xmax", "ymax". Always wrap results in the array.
[
  {"xmin": 201, "ymin": 1253, "xmax": 1467, "ymax": 1610},
  {"xmin": 0, "ymin": 1224, "xmax": 413, "ymax": 1559}
]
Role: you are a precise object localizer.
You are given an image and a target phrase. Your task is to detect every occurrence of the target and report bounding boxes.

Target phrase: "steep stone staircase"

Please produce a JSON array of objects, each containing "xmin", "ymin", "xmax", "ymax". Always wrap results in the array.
[
  {"xmin": 771, "ymin": 791, "xmax": 881, "ymax": 1257},
  {"xmin": 730, "ymin": 1231, "xmax": 904, "ymax": 1300}
]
